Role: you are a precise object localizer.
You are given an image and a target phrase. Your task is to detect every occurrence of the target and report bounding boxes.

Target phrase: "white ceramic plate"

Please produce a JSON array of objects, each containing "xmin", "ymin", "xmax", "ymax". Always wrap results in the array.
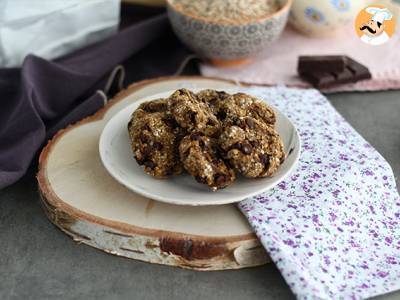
[{"xmin": 99, "ymin": 89, "xmax": 301, "ymax": 206}]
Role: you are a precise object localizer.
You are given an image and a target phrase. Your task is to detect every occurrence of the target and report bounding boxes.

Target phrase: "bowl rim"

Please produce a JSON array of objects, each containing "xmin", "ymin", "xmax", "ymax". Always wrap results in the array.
[{"xmin": 166, "ymin": 0, "xmax": 293, "ymax": 25}]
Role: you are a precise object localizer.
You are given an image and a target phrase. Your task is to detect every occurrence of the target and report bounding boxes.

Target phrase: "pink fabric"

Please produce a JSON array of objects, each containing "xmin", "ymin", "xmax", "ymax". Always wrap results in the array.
[{"xmin": 200, "ymin": 24, "xmax": 400, "ymax": 93}]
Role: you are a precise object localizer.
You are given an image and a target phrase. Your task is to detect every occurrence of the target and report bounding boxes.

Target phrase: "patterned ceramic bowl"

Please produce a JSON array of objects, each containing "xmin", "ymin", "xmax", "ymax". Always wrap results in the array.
[{"xmin": 166, "ymin": 0, "xmax": 292, "ymax": 66}]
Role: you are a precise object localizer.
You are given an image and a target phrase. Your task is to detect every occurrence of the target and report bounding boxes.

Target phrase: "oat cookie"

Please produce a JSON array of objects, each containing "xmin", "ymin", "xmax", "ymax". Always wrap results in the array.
[
  {"xmin": 170, "ymin": 88, "xmax": 221, "ymax": 136},
  {"xmin": 179, "ymin": 134, "xmax": 236, "ymax": 191},
  {"xmin": 215, "ymin": 93, "xmax": 276, "ymax": 126},
  {"xmin": 127, "ymin": 89, "xmax": 284, "ymax": 188},
  {"xmin": 128, "ymin": 108, "xmax": 183, "ymax": 178},
  {"xmin": 219, "ymin": 116, "xmax": 284, "ymax": 178}
]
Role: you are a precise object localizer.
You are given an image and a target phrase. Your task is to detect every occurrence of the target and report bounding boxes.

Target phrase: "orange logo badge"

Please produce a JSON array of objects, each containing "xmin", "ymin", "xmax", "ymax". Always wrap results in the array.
[{"xmin": 355, "ymin": 5, "xmax": 396, "ymax": 46}]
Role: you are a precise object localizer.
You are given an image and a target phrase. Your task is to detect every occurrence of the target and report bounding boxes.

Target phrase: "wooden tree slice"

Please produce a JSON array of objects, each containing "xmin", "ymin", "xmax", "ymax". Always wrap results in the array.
[{"xmin": 37, "ymin": 76, "xmax": 270, "ymax": 271}]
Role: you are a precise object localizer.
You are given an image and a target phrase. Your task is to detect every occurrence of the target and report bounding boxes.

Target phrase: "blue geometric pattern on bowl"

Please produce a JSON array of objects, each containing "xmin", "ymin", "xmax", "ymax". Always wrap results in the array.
[
  {"xmin": 331, "ymin": 0, "xmax": 351, "ymax": 12},
  {"xmin": 304, "ymin": 7, "xmax": 325, "ymax": 24}
]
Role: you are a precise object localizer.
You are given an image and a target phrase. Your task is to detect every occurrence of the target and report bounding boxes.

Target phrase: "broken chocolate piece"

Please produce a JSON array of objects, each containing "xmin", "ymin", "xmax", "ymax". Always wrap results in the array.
[
  {"xmin": 144, "ymin": 161, "xmax": 156, "ymax": 170},
  {"xmin": 346, "ymin": 57, "xmax": 372, "ymax": 81},
  {"xmin": 298, "ymin": 56, "xmax": 371, "ymax": 88},
  {"xmin": 298, "ymin": 55, "xmax": 347, "ymax": 73}
]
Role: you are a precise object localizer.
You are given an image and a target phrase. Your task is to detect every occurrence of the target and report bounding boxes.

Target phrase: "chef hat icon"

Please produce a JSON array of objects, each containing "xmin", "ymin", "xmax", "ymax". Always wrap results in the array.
[{"xmin": 365, "ymin": 7, "xmax": 393, "ymax": 24}]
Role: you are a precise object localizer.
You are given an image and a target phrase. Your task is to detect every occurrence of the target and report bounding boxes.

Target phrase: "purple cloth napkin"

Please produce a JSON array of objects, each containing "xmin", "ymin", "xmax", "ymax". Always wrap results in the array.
[
  {"xmin": 238, "ymin": 86, "xmax": 400, "ymax": 299},
  {"xmin": 0, "ymin": 14, "xmax": 189, "ymax": 189}
]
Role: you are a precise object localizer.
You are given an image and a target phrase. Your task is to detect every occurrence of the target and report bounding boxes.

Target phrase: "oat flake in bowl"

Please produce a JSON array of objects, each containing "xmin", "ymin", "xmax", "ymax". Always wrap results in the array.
[
  {"xmin": 170, "ymin": 0, "xmax": 281, "ymax": 24},
  {"xmin": 167, "ymin": 0, "xmax": 292, "ymax": 66}
]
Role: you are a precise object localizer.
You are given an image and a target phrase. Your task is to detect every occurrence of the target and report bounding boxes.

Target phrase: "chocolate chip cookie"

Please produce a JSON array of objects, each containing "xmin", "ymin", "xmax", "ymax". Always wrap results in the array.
[
  {"xmin": 219, "ymin": 116, "xmax": 284, "ymax": 178},
  {"xmin": 170, "ymin": 88, "xmax": 221, "ymax": 136},
  {"xmin": 215, "ymin": 92, "xmax": 276, "ymax": 126},
  {"xmin": 179, "ymin": 134, "xmax": 236, "ymax": 191},
  {"xmin": 128, "ymin": 108, "xmax": 183, "ymax": 178},
  {"xmin": 128, "ymin": 88, "xmax": 284, "ymax": 190}
]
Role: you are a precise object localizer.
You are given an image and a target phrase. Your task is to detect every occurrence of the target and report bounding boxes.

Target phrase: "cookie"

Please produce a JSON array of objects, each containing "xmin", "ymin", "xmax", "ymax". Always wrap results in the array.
[
  {"xmin": 196, "ymin": 89, "xmax": 230, "ymax": 113},
  {"xmin": 215, "ymin": 93, "xmax": 276, "ymax": 126},
  {"xmin": 179, "ymin": 134, "xmax": 236, "ymax": 191},
  {"xmin": 170, "ymin": 88, "xmax": 221, "ymax": 136},
  {"xmin": 219, "ymin": 116, "xmax": 284, "ymax": 178},
  {"xmin": 127, "ymin": 89, "xmax": 284, "ymax": 189},
  {"xmin": 128, "ymin": 109, "xmax": 183, "ymax": 178}
]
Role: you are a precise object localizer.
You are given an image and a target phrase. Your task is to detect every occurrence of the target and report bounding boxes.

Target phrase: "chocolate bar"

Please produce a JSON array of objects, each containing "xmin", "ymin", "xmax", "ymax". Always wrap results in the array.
[
  {"xmin": 298, "ymin": 55, "xmax": 347, "ymax": 73},
  {"xmin": 298, "ymin": 56, "xmax": 371, "ymax": 88}
]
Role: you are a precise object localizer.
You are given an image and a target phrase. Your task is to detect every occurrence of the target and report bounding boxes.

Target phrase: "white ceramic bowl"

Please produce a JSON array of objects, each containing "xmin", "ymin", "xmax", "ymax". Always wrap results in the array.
[{"xmin": 99, "ymin": 89, "xmax": 301, "ymax": 206}]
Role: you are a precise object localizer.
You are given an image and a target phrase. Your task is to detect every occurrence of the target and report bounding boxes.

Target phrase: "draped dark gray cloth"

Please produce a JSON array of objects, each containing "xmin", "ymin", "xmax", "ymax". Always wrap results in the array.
[{"xmin": 0, "ymin": 13, "xmax": 190, "ymax": 189}]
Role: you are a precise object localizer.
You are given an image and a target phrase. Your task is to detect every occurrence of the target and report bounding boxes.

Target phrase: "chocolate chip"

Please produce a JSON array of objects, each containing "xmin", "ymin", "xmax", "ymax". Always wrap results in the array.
[
  {"xmin": 153, "ymin": 141, "xmax": 163, "ymax": 150},
  {"xmin": 199, "ymin": 140, "xmax": 206, "ymax": 150},
  {"xmin": 216, "ymin": 111, "xmax": 227, "ymax": 120},
  {"xmin": 189, "ymin": 111, "xmax": 197, "ymax": 123},
  {"xmin": 232, "ymin": 143, "xmax": 242, "ymax": 150},
  {"xmin": 232, "ymin": 142, "xmax": 252, "ymax": 154},
  {"xmin": 214, "ymin": 147, "xmax": 224, "ymax": 159},
  {"xmin": 140, "ymin": 134, "xmax": 149, "ymax": 143},
  {"xmin": 217, "ymin": 91, "xmax": 228, "ymax": 98},
  {"xmin": 163, "ymin": 117, "xmax": 179, "ymax": 128},
  {"xmin": 224, "ymin": 159, "xmax": 234, "ymax": 169},
  {"xmin": 211, "ymin": 158, "xmax": 220, "ymax": 164},
  {"xmin": 135, "ymin": 155, "xmax": 145, "ymax": 165},
  {"xmin": 208, "ymin": 98, "xmax": 218, "ymax": 106},
  {"xmin": 165, "ymin": 168, "xmax": 174, "ymax": 176},
  {"xmin": 260, "ymin": 154, "xmax": 270, "ymax": 167},
  {"xmin": 153, "ymin": 103, "xmax": 168, "ymax": 111},
  {"xmin": 250, "ymin": 140, "xmax": 260, "ymax": 147},
  {"xmin": 214, "ymin": 174, "xmax": 227, "ymax": 186},
  {"xmin": 195, "ymin": 175, "xmax": 207, "ymax": 184},
  {"xmin": 190, "ymin": 134, "xmax": 201, "ymax": 141},
  {"xmin": 245, "ymin": 117, "xmax": 255, "ymax": 129},
  {"xmin": 143, "ymin": 124, "xmax": 151, "ymax": 131},
  {"xmin": 142, "ymin": 146, "xmax": 152, "ymax": 156},
  {"xmin": 144, "ymin": 161, "xmax": 156, "ymax": 170},
  {"xmin": 206, "ymin": 118, "xmax": 215, "ymax": 126},
  {"xmin": 242, "ymin": 144, "xmax": 252, "ymax": 155},
  {"xmin": 174, "ymin": 142, "xmax": 181, "ymax": 160}
]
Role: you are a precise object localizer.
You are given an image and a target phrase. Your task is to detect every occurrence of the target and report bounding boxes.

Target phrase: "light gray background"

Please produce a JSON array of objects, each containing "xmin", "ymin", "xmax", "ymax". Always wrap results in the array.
[
  {"xmin": 2, "ymin": 0, "xmax": 400, "ymax": 293},
  {"xmin": 1, "ymin": 89, "xmax": 399, "ymax": 300}
]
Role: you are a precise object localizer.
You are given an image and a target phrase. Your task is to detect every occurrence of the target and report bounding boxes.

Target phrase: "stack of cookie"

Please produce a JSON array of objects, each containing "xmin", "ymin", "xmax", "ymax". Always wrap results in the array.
[{"xmin": 128, "ymin": 88, "xmax": 285, "ymax": 191}]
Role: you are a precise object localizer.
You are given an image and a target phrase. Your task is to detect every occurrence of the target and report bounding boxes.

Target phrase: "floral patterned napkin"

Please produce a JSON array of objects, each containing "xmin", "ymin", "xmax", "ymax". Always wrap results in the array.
[{"xmin": 238, "ymin": 86, "xmax": 400, "ymax": 299}]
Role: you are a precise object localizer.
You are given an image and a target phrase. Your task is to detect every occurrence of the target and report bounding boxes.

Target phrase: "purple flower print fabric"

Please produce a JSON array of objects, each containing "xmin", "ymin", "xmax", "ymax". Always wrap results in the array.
[{"xmin": 238, "ymin": 87, "xmax": 400, "ymax": 299}]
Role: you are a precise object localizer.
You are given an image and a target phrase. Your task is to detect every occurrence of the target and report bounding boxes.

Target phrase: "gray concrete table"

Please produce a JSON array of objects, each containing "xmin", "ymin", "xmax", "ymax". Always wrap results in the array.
[{"xmin": 1, "ymin": 90, "xmax": 399, "ymax": 300}]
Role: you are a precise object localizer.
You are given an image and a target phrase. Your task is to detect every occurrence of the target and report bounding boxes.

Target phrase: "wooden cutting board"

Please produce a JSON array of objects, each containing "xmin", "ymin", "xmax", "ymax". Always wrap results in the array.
[{"xmin": 37, "ymin": 76, "xmax": 270, "ymax": 271}]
